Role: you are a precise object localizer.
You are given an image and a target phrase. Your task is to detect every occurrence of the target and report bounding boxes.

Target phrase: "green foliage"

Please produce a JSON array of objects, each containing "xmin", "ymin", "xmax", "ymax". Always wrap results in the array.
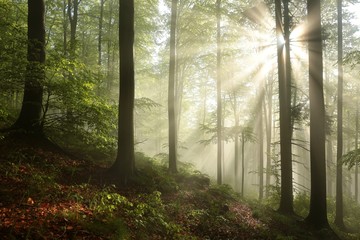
[
  {"xmin": 89, "ymin": 187, "xmax": 182, "ymax": 239},
  {"xmin": 342, "ymin": 148, "xmax": 360, "ymax": 169},
  {"xmin": 293, "ymin": 192, "xmax": 310, "ymax": 218},
  {"xmin": 135, "ymin": 97, "xmax": 162, "ymax": 111},
  {"xmin": 43, "ymin": 56, "xmax": 118, "ymax": 159},
  {"xmin": 0, "ymin": 1, "xmax": 27, "ymax": 128},
  {"xmin": 133, "ymin": 152, "xmax": 180, "ymax": 193},
  {"xmin": 265, "ymin": 152, "xmax": 281, "ymax": 208},
  {"xmin": 129, "ymin": 191, "xmax": 182, "ymax": 238},
  {"xmin": 80, "ymin": 218, "xmax": 129, "ymax": 240},
  {"xmin": 344, "ymin": 50, "xmax": 360, "ymax": 69},
  {"xmin": 199, "ymin": 123, "xmax": 256, "ymax": 145},
  {"xmin": 90, "ymin": 185, "xmax": 133, "ymax": 217},
  {"xmin": 341, "ymin": 197, "xmax": 360, "ymax": 231}
]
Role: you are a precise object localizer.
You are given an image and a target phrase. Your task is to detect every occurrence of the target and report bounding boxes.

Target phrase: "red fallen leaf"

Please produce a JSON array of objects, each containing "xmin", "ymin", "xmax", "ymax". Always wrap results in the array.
[{"xmin": 66, "ymin": 225, "xmax": 74, "ymax": 230}]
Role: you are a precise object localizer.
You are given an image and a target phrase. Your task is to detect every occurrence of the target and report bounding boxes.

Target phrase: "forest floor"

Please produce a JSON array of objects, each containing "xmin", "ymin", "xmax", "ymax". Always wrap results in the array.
[{"xmin": 0, "ymin": 133, "xmax": 357, "ymax": 239}]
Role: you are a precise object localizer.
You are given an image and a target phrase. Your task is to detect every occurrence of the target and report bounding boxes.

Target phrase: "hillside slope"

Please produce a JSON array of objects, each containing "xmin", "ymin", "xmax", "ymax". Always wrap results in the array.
[{"xmin": 0, "ymin": 134, "xmax": 346, "ymax": 239}]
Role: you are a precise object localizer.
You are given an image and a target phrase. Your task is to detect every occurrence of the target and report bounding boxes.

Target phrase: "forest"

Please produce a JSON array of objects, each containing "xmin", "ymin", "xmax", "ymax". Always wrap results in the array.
[{"xmin": 1, "ymin": 0, "xmax": 360, "ymax": 239}]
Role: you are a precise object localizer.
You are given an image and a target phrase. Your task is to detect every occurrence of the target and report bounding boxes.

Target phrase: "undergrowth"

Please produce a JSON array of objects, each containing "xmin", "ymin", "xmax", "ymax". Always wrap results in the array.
[{"xmin": 0, "ymin": 138, "xmax": 359, "ymax": 239}]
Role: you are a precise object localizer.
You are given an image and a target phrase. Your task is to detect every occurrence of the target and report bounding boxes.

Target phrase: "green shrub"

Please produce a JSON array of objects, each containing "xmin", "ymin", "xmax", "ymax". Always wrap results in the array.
[
  {"xmin": 90, "ymin": 186, "xmax": 132, "ymax": 217},
  {"xmin": 127, "ymin": 191, "xmax": 182, "ymax": 239},
  {"xmin": 133, "ymin": 153, "xmax": 179, "ymax": 193},
  {"xmin": 293, "ymin": 192, "xmax": 310, "ymax": 217}
]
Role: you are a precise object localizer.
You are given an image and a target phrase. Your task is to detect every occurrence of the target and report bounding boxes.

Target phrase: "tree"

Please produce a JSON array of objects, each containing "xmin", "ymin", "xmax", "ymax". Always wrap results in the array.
[
  {"xmin": 356, "ymin": 95, "xmax": 359, "ymax": 202},
  {"xmin": 276, "ymin": 0, "xmax": 294, "ymax": 215},
  {"xmin": 98, "ymin": 0, "xmax": 105, "ymax": 66},
  {"xmin": 68, "ymin": 0, "xmax": 81, "ymax": 57},
  {"xmin": 305, "ymin": 0, "xmax": 329, "ymax": 229},
  {"xmin": 334, "ymin": 0, "xmax": 346, "ymax": 229},
  {"xmin": 259, "ymin": 97, "xmax": 264, "ymax": 200},
  {"xmin": 12, "ymin": 0, "xmax": 45, "ymax": 133},
  {"xmin": 216, "ymin": 0, "xmax": 223, "ymax": 185},
  {"xmin": 240, "ymin": 126, "xmax": 255, "ymax": 197},
  {"xmin": 168, "ymin": 0, "xmax": 178, "ymax": 174},
  {"xmin": 265, "ymin": 76, "xmax": 274, "ymax": 197},
  {"xmin": 110, "ymin": 0, "xmax": 135, "ymax": 185}
]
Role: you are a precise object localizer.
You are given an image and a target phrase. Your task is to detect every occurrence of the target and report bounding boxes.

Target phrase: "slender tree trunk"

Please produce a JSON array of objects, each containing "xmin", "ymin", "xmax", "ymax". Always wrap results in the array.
[
  {"xmin": 110, "ymin": 0, "xmax": 135, "ymax": 185},
  {"xmin": 305, "ymin": 0, "xmax": 329, "ymax": 229},
  {"xmin": 63, "ymin": 0, "xmax": 67, "ymax": 55},
  {"xmin": 13, "ymin": 0, "xmax": 45, "ymax": 132},
  {"xmin": 98, "ymin": 0, "xmax": 105, "ymax": 65},
  {"xmin": 276, "ymin": 0, "xmax": 294, "ymax": 215},
  {"xmin": 106, "ymin": 1, "xmax": 114, "ymax": 92},
  {"xmin": 234, "ymin": 95, "xmax": 240, "ymax": 191},
  {"xmin": 356, "ymin": 94, "xmax": 359, "ymax": 202},
  {"xmin": 323, "ymin": 39, "xmax": 335, "ymax": 198},
  {"xmin": 175, "ymin": 63, "xmax": 184, "ymax": 137},
  {"xmin": 259, "ymin": 99, "xmax": 264, "ymax": 201},
  {"xmin": 327, "ymin": 137, "xmax": 334, "ymax": 197},
  {"xmin": 241, "ymin": 132, "xmax": 245, "ymax": 197},
  {"xmin": 68, "ymin": 0, "xmax": 80, "ymax": 57},
  {"xmin": 334, "ymin": 0, "xmax": 345, "ymax": 229},
  {"xmin": 265, "ymin": 77, "xmax": 273, "ymax": 197},
  {"xmin": 216, "ymin": 0, "xmax": 222, "ymax": 184},
  {"xmin": 168, "ymin": 0, "xmax": 178, "ymax": 173}
]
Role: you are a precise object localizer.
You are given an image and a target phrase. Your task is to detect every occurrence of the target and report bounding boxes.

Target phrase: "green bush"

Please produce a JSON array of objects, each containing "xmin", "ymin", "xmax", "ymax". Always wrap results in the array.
[
  {"xmin": 90, "ymin": 186, "xmax": 132, "ymax": 217},
  {"xmin": 293, "ymin": 192, "xmax": 310, "ymax": 217}
]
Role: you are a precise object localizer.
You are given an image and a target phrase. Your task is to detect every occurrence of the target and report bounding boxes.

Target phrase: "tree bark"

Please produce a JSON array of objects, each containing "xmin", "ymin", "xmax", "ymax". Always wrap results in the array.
[
  {"xmin": 356, "ymin": 94, "xmax": 359, "ymax": 202},
  {"xmin": 216, "ymin": 0, "xmax": 222, "ymax": 185},
  {"xmin": 276, "ymin": 0, "xmax": 294, "ymax": 215},
  {"xmin": 63, "ymin": 0, "xmax": 67, "ymax": 55},
  {"xmin": 168, "ymin": 0, "xmax": 178, "ymax": 173},
  {"xmin": 334, "ymin": 0, "xmax": 345, "ymax": 229},
  {"xmin": 241, "ymin": 132, "xmax": 245, "ymax": 197},
  {"xmin": 13, "ymin": 0, "xmax": 45, "ymax": 132},
  {"xmin": 98, "ymin": 0, "xmax": 105, "ymax": 65},
  {"xmin": 265, "ymin": 77, "xmax": 273, "ymax": 197},
  {"xmin": 305, "ymin": 0, "xmax": 329, "ymax": 229},
  {"xmin": 233, "ymin": 93, "xmax": 240, "ymax": 191},
  {"xmin": 110, "ymin": 0, "xmax": 135, "ymax": 185},
  {"xmin": 259, "ymin": 99, "xmax": 264, "ymax": 201},
  {"xmin": 68, "ymin": 0, "xmax": 80, "ymax": 57}
]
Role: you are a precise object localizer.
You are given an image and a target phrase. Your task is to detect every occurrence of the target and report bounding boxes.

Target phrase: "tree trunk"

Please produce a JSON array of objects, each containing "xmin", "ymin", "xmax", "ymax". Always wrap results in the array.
[
  {"xmin": 63, "ymin": 0, "xmax": 67, "ymax": 55},
  {"xmin": 327, "ymin": 137, "xmax": 334, "ymax": 197},
  {"xmin": 168, "ymin": 0, "xmax": 178, "ymax": 173},
  {"xmin": 233, "ymin": 94, "xmax": 240, "ymax": 191},
  {"xmin": 110, "ymin": 0, "xmax": 135, "ymax": 185},
  {"xmin": 106, "ymin": 0, "xmax": 115, "ymax": 92},
  {"xmin": 241, "ymin": 132, "xmax": 245, "ymax": 197},
  {"xmin": 265, "ymin": 77, "xmax": 273, "ymax": 197},
  {"xmin": 276, "ymin": 0, "xmax": 294, "ymax": 215},
  {"xmin": 98, "ymin": 0, "xmax": 105, "ymax": 65},
  {"xmin": 305, "ymin": 0, "xmax": 329, "ymax": 229},
  {"xmin": 68, "ymin": 0, "xmax": 80, "ymax": 57},
  {"xmin": 334, "ymin": 0, "xmax": 345, "ymax": 229},
  {"xmin": 259, "ymin": 99, "xmax": 264, "ymax": 201},
  {"xmin": 13, "ymin": 0, "xmax": 45, "ymax": 132},
  {"xmin": 216, "ymin": 0, "xmax": 222, "ymax": 185},
  {"xmin": 355, "ymin": 94, "xmax": 359, "ymax": 202}
]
